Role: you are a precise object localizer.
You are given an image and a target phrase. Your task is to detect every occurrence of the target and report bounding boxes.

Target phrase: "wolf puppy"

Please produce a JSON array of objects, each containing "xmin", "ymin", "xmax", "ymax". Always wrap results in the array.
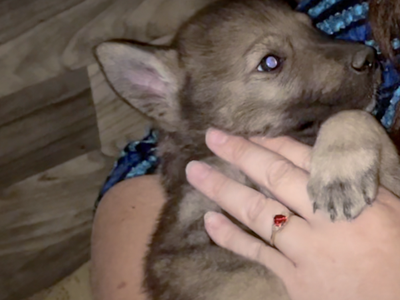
[{"xmin": 95, "ymin": 0, "xmax": 400, "ymax": 299}]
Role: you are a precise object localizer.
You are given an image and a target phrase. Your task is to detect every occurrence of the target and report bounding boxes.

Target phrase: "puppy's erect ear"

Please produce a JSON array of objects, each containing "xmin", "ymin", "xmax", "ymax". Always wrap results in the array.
[{"xmin": 94, "ymin": 41, "xmax": 182, "ymax": 129}]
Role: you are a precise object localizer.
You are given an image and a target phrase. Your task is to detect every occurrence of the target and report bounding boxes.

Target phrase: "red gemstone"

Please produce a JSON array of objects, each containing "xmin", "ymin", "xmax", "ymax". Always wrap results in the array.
[{"xmin": 274, "ymin": 214, "xmax": 288, "ymax": 228}]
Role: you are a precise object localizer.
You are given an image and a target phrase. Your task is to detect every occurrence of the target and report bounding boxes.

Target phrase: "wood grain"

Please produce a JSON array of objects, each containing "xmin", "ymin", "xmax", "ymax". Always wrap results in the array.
[
  {"xmin": 0, "ymin": 0, "xmax": 84, "ymax": 44},
  {"xmin": 0, "ymin": 0, "xmax": 216, "ymax": 98},
  {"xmin": 0, "ymin": 1, "xmax": 220, "ymax": 299},
  {"xmin": 0, "ymin": 0, "xmax": 145, "ymax": 97},
  {"xmin": 26, "ymin": 262, "xmax": 92, "ymax": 300},
  {"xmin": 0, "ymin": 67, "xmax": 100, "ymax": 190},
  {"xmin": 0, "ymin": 151, "xmax": 114, "ymax": 300}
]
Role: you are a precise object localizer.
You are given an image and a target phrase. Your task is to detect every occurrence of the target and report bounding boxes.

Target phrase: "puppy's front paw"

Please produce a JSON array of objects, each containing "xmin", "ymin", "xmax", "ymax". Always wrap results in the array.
[{"xmin": 307, "ymin": 149, "xmax": 379, "ymax": 221}]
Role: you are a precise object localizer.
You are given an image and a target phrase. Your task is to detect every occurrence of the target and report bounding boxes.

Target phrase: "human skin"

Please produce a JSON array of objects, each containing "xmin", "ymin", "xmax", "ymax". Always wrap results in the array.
[
  {"xmin": 91, "ymin": 175, "xmax": 165, "ymax": 300},
  {"xmin": 91, "ymin": 130, "xmax": 400, "ymax": 300},
  {"xmin": 185, "ymin": 129, "xmax": 400, "ymax": 300}
]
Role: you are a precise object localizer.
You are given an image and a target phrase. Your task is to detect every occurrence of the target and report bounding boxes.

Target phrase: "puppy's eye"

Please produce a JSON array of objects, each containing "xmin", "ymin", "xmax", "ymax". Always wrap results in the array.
[{"xmin": 257, "ymin": 55, "xmax": 281, "ymax": 72}]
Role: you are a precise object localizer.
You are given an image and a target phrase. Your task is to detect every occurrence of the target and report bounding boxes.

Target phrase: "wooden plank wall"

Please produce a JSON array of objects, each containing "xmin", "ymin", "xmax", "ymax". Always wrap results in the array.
[
  {"xmin": 0, "ymin": 0, "xmax": 218, "ymax": 298},
  {"xmin": 0, "ymin": 0, "xmax": 182, "ymax": 299},
  {"xmin": 0, "ymin": 68, "xmax": 100, "ymax": 189}
]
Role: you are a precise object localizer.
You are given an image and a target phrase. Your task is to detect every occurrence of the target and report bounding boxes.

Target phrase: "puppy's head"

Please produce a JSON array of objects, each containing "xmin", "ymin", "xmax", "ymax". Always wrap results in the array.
[{"xmin": 95, "ymin": 0, "xmax": 380, "ymax": 144}]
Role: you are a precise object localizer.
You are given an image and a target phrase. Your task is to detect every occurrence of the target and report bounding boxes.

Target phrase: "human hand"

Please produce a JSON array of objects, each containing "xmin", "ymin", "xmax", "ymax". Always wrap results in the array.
[{"xmin": 186, "ymin": 129, "xmax": 400, "ymax": 300}]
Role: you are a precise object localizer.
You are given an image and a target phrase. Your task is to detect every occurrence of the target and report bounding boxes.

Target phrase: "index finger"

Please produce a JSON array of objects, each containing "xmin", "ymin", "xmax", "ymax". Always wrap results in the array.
[
  {"xmin": 250, "ymin": 136, "xmax": 312, "ymax": 172},
  {"xmin": 205, "ymin": 129, "xmax": 314, "ymax": 219}
]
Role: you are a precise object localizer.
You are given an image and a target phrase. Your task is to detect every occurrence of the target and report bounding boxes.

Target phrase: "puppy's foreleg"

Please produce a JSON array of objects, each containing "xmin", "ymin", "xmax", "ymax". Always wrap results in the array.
[{"xmin": 307, "ymin": 110, "xmax": 400, "ymax": 221}]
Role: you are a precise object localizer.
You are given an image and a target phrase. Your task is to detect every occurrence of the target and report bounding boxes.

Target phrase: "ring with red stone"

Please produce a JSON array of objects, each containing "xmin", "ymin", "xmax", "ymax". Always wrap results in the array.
[{"xmin": 270, "ymin": 212, "xmax": 294, "ymax": 248}]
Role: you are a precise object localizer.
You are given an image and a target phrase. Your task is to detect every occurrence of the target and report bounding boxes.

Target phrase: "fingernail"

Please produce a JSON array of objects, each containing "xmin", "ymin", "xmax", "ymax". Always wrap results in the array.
[
  {"xmin": 204, "ymin": 211, "xmax": 217, "ymax": 221},
  {"xmin": 204, "ymin": 211, "xmax": 218, "ymax": 228},
  {"xmin": 207, "ymin": 128, "xmax": 228, "ymax": 145},
  {"xmin": 186, "ymin": 161, "xmax": 212, "ymax": 180}
]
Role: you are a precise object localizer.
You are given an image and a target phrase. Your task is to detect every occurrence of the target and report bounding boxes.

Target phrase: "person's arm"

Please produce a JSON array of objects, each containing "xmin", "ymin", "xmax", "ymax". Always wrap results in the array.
[
  {"xmin": 91, "ymin": 129, "xmax": 400, "ymax": 300},
  {"xmin": 91, "ymin": 175, "xmax": 165, "ymax": 300}
]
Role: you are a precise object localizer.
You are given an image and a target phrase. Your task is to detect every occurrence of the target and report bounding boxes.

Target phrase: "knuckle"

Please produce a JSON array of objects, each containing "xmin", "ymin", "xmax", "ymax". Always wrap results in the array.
[
  {"xmin": 265, "ymin": 159, "xmax": 294, "ymax": 188},
  {"xmin": 247, "ymin": 241, "xmax": 265, "ymax": 262},
  {"xmin": 302, "ymin": 158, "xmax": 311, "ymax": 172},
  {"xmin": 220, "ymin": 226, "xmax": 238, "ymax": 249},
  {"xmin": 229, "ymin": 138, "xmax": 250, "ymax": 163},
  {"xmin": 246, "ymin": 194, "xmax": 267, "ymax": 224},
  {"xmin": 210, "ymin": 174, "xmax": 231, "ymax": 200},
  {"xmin": 275, "ymin": 136, "xmax": 291, "ymax": 152}
]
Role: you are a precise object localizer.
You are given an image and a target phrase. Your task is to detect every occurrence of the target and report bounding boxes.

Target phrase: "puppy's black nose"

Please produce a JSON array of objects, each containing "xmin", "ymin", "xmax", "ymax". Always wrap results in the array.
[{"xmin": 351, "ymin": 47, "xmax": 377, "ymax": 73}]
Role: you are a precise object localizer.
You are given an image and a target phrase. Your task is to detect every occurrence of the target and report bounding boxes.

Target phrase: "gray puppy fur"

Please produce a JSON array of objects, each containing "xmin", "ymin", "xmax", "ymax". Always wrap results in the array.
[{"xmin": 95, "ymin": 0, "xmax": 400, "ymax": 299}]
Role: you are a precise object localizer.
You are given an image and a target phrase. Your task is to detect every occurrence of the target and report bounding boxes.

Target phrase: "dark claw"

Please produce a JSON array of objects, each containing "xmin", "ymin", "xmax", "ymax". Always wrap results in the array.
[
  {"xmin": 365, "ymin": 196, "xmax": 373, "ymax": 205},
  {"xmin": 328, "ymin": 200, "xmax": 337, "ymax": 222},
  {"xmin": 330, "ymin": 213, "xmax": 336, "ymax": 222},
  {"xmin": 343, "ymin": 201, "xmax": 353, "ymax": 220},
  {"xmin": 313, "ymin": 202, "xmax": 319, "ymax": 213}
]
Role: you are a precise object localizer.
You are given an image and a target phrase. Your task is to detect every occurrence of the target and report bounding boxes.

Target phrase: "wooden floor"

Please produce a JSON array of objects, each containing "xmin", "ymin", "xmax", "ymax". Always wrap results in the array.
[{"xmin": 0, "ymin": 0, "xmax": 215, "ymax": 299}]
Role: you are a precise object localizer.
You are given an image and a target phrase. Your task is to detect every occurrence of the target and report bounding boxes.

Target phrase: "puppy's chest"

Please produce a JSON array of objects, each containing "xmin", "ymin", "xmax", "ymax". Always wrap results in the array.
[
  {"xmin": 158, "ymin": 137, "xmax": 259, "ymax": 223},
  {"xmin": 156, "ymin": 135, "xmax": 278, "ymax": 249},
  {"xmin": 158, "ymin": 134, "xmax": 250, "ymax": 190}
]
